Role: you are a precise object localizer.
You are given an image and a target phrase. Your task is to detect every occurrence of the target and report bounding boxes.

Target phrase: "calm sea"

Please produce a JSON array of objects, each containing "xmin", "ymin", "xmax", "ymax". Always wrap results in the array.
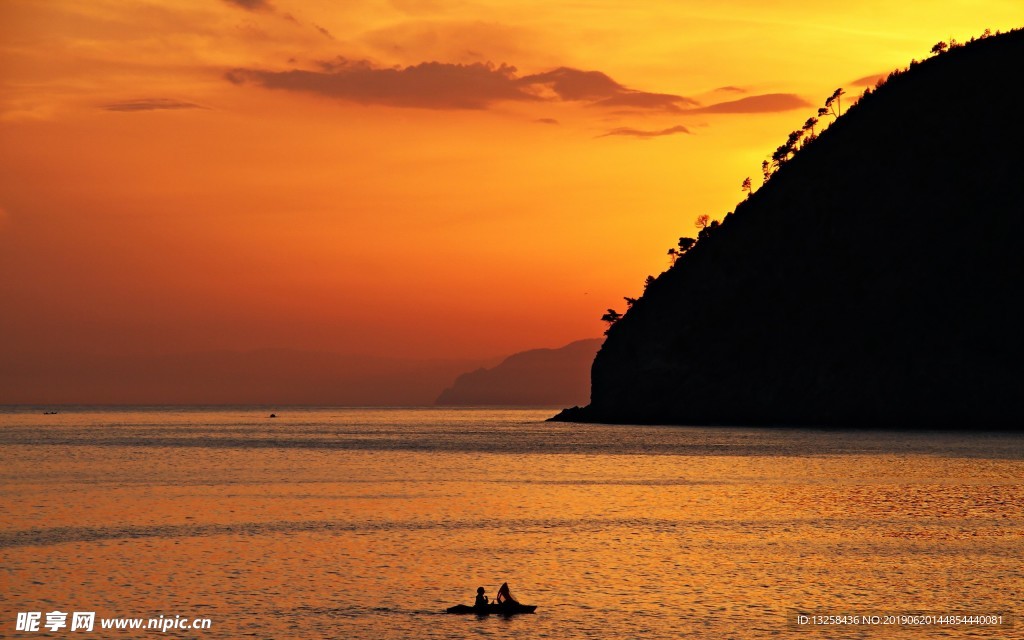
[{"xmin": 1, "ymin": 408, "xmax": 1021, "ymax": 639}]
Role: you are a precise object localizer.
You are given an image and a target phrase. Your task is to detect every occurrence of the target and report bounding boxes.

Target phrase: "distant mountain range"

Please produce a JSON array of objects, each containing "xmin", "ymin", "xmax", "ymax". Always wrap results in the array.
[
  {"xmin": 1, "ymin": 340, "xmax": 602, "ymax": 407},
  {"xmin": 436, "ymin": 339, "xmax": 601, "ymax": 407},
  {"xmin": 554, "ymin": 28, "xmax": 1024, "ymax": 428}
]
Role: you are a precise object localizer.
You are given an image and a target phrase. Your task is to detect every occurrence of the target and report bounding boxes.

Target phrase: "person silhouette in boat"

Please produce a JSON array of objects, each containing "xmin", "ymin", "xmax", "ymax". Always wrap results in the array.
[
  {"xmin": 494, "ymin": 582, "xmax": 518, "ymax": 611},
  {"xmin": 473, "ymin": 587, "xmax": 489, "ymax": 611}
]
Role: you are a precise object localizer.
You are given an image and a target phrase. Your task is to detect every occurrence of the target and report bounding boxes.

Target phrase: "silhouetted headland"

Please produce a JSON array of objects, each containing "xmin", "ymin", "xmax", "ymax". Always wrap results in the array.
[{"xmin": 552, "ymin": 28, "xmax": 1024, "ymax": 428}]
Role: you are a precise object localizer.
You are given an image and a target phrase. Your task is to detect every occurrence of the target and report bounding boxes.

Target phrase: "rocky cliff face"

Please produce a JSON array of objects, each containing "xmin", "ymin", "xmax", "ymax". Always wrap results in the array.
[{"xmin": 553, "ymin": 29, "xmax": 1024, "ymax": 428}]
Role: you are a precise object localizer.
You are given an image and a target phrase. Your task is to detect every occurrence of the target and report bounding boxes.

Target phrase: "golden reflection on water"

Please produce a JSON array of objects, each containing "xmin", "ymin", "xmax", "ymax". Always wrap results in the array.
[{"xmin": 1, "ymin": 409, "xmax": 1022, "ymax": 639}]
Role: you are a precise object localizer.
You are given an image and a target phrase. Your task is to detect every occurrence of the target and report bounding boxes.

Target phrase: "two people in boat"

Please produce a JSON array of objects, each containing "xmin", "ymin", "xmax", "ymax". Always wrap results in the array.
[{"xmin": 473, "ymin": 582, "xmax": 518, "ymax": 611}]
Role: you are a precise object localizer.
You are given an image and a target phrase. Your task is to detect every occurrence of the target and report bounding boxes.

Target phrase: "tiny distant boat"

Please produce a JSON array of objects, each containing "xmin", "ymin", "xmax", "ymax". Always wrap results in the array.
[
  {"xmin": 446, "ymin": 582, "xmax": 536, "ymax": 615},
  {"xmin": 446, "ymin": 603, "xmax": 537, "ymax": 615}
]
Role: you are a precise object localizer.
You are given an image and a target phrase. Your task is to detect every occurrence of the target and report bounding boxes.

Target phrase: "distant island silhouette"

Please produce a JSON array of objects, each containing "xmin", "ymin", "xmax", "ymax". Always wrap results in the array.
[
  {"xmin": 436, "ymin": 339, "xmax": 601, "ymax": 406},
  {"xmin": 553, "ymin": 28, "xmax": 1024, "ymax": 428}
]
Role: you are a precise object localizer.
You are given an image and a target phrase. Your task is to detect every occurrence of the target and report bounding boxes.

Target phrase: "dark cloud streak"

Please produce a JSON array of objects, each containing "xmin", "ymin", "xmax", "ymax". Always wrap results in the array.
[
  {"xmin": 314, "ymin": 24, "xmax": 335, "ymax": 40},
  {"xmin": 222, "ymin": 0, "xmax": 274, "ymax": 11},
  {"xmin": 227, "ymin": 59, "xmax": 700, "ymax": 113},
  {"xmin": 101, "ymin": 98, "xmax": 202, "ymax": 112},
  {"xmin": 598, "ymin": 125, "xmax": 691, "ymax": 138},
  {"xmin": 227, "ymin": 62, "xmax": 532, "ymax": 110}
]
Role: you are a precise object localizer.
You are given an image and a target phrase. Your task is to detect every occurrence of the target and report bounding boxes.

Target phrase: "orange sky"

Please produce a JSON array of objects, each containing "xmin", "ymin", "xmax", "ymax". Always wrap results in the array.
[{"xmin": 1, "ymin": 1, "xmax": 1020, "ymax": 364}]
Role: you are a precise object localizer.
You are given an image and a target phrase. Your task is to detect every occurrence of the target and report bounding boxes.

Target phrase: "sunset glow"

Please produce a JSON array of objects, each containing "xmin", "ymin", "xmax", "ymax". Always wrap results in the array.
[{"xmin": 1, "ymin": 1, "xmax": 1019, "ymax": 374}]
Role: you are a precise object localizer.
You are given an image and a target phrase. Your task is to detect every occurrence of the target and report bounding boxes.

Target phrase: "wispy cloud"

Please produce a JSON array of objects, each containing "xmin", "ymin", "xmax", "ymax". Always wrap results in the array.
[
  {"xmin": 221, "ymin": 0, "xmax": 325, "ymax": 41},
  {"xmin": 535, "ymin": 118, "xmax": 559, "ymax": 125},
  {"xmin": 598, "ymin": 125, "xmax": 691, "ymax": 138},
  {"xmin": 715, "ymin": 85, "xmax": 746, "ymax": 93},
  {"xmin": 101, "ymin": 98, "xmax": 202, "ymax": 112},
  {"xmin": 687, "ymin": 93, "xmax": 810, "ymax": 114},
  {"xmin": 518, "ymin": 67, "xmax": 623, "ymax": 100},
  {"xmin": 591, "ymin": 91, "xmax": 698, "ymax": 112},
  {"xmin": 361, "ymin": 20, "xmax": 539, "ymax": 67},
  {"xmin": 851, "ymin": 73, "xmax": 886, "ymax": 87}
]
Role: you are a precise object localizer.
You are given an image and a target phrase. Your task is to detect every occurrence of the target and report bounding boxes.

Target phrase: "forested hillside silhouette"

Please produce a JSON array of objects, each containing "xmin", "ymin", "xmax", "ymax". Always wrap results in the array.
[{"xmin": 554, "ymin": 28, "xmax": 1024, "ymax": 428}]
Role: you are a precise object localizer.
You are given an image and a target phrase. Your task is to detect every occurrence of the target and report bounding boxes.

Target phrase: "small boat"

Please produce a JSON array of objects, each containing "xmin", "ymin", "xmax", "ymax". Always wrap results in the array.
[
  {"xmin": 445, "ymin": 603, "xmax": 537, "ymax": 615},
  {"xmin": 446, "ymin": 582, "xmax": 536, "ymax": 615}
]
